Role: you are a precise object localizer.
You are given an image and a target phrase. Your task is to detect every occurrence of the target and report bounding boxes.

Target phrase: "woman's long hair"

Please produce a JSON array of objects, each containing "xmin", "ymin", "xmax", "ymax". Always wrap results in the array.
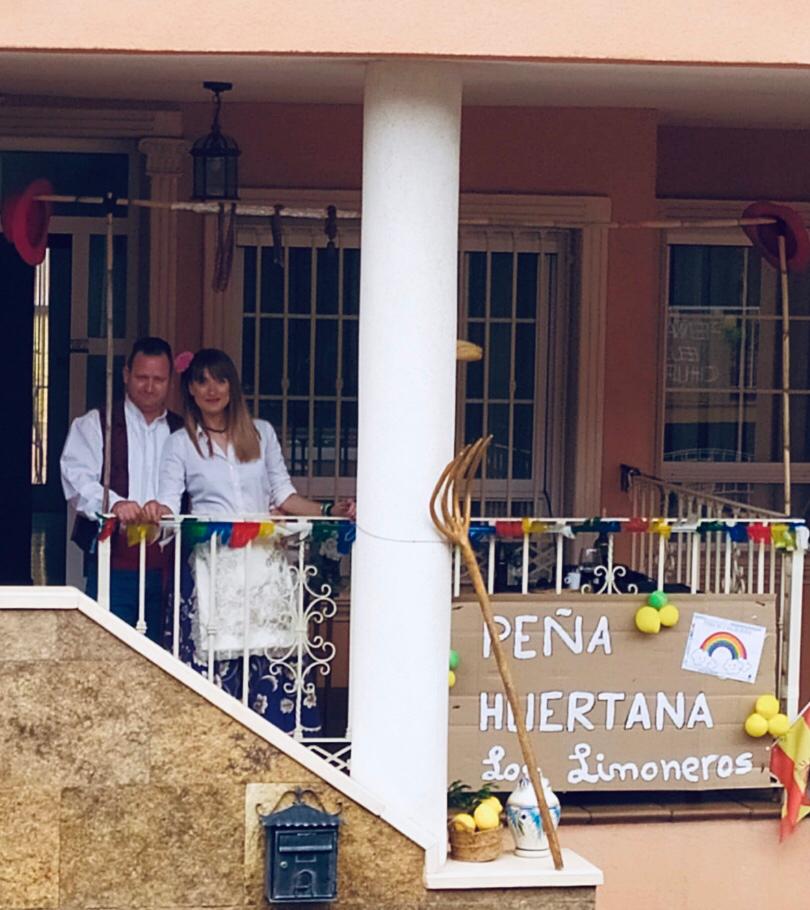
[{"xmin": 181, "ymin": 348, "xmax": 260, "ymax": 462}]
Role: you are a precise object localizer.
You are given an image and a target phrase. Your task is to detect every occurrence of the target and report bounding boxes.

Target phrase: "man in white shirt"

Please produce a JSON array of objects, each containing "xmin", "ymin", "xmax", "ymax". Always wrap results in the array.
[{"xmin": 61, "ymin": 337, "xmax": 182, "ymax": 641}]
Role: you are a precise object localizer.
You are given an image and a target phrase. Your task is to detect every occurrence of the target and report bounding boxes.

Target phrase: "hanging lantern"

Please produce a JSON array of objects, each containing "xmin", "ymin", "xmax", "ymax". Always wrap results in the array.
[{"xmin": 191, "ymin": 81, "xmax": 240, "ymax": 201}]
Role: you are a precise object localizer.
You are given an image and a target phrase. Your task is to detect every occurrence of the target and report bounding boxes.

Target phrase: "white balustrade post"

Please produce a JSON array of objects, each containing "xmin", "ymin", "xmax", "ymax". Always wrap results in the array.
[
  {"xmin": 786, "ymin": 547, "xmax": 805, "ymax": 718},
  {"xmin": 207, "ymin": 535, "xmax": 217, "ymax": 682},
  {"xmin": 97, "ymin": 536, "xmax": 111, "ymax": 610},
  {"xmin": 349, "ymin": 61, "xmax": 461, "ymax": 862},
  {"xmin": 172, "ymin": 520, "xmax": 182, "ymax": 658},
  {"xmin": 241, "ymin": 541, "xmax": 251, "ymax": 706},
  {"xmin": 136, "ymin": 536, "xmax": 147, "ymax": 634}
]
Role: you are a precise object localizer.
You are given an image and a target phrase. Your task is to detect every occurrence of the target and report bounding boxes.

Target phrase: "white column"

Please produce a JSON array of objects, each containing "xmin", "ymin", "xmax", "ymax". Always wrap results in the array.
[{"xmin": 349, "ymin": 62, "xmax": 462, "ymax": 861}]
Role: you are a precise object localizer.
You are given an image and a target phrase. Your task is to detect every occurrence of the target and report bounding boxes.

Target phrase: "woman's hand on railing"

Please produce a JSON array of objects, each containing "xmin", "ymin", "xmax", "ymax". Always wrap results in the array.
[
  {"xmin": 142, "ymin": 500, "xmax": 174, "ymax": 524},
  {"xmin": 332, "ymin": 499, "xmax": 357, "ymax": 521}
]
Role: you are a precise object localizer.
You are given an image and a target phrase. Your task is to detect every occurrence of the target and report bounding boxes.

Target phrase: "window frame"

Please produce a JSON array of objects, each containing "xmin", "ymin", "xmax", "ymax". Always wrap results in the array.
[
  {"xmin": 210, "ymin": 188, "xmax": 612, "ymax": 514},
  {"xmin": 658, "ymin": 199, "xmax": 810, "ymax": 494}
]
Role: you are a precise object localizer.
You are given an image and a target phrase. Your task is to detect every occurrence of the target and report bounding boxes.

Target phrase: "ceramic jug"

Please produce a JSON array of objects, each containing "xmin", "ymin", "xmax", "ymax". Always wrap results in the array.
[{"xmin": 505, "ymin": 771, "xmax": 561, "ymax": 857}]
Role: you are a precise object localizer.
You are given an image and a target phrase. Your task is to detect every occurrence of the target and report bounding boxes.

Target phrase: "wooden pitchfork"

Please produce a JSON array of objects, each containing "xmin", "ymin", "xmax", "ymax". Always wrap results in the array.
[{"xmin": 430, "ymin": 436, "xmax": 564, "ymax": 870}]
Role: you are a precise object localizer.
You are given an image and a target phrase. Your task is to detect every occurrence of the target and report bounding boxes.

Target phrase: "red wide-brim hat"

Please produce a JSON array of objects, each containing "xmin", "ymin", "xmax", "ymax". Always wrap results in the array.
[
  {"xmin": 4, "ymin": 178, "xmax": 54, "ymax": 266},
  {"xmin": 742, "ymin": 201, "xmax": 810, "ymax": 273}
]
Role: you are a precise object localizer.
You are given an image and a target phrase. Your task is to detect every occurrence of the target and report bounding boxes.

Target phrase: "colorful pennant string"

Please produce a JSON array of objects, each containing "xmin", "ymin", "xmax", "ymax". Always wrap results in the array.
[
  {"xmin": 571, "ymin": 518, "xmax": 603, "ymax": 533},
  {"xmin": 521, "ymin": 518, "xmax": 549, "ymax": 534},
  {"xmin": 698, "ymin": 520, "xmax": 726, "ymax": 535},
  {"xmin": 649, "ymin": 518, "xmax": 672, "ymax": 539},
  {"xmin": 747, "ymin": 523, "xmax": 771, "ymax": 544},
  {"xmin": 311, "ymin": 521, "xmax": 338, "ymax": 544},
  {"xmin": 228, "ymin": 522, "xmax": 261, "ymax": 549},
  {"xmin": 771, "ymin": 523, "xmax": 796, "ymax": 550},
  {"xmin": 337, "ymin": 522, "xmax": 357, "ymax": 555},
  {"xmin": 727, "ymin": 523, "xmax": 750, "ymax": 543},
  {"xmin": 93, "ymin": 514, "xmax": 808, "ymax": 555},
  {"xmin": 209, "ymin": 522, "xmax": 233, "ymax": 545},
  {"xmin": 469, "ymin": 522, "xmax": 496, "ymax": 542},
  {"xmin": 258, "ymin": 521, "xmax": 276, "ymax": 538},
  {"xmin": 125, "ymin": 522, "xmax": 160, "ymax": 547},
  {"xmin": 97, "ymin": 516, "xmax": 116, "ymax": 542},
  {"xmin": 182, "ymin": 520, "xmax": 215, "ymax": 545},
  {"xmin": 625, "ymin": 517, "xmax": 649, "ymax": 532},
  {"xmin": 599, "ymin": 520, "xmax": 622, "ymax": 533},
  {"xmin": 495, "ymin": 520, "xmax": 524, "ymax": 539}
]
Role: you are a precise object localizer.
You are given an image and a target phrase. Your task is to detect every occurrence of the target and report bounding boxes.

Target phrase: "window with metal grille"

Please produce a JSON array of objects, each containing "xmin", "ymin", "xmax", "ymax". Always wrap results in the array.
[
  {"xmin": 238, "ymin": 224, "xmax": 570, "ymax": 514},
  {"xmin": 663, "ymin": 230, "xmax": 810, "ymax": 516},
  {"xmin": 458, "ymin": 229, "xmax": 569, "ymax": 516},
  {"xmin": 239, "ymin": 227, "xmax": 359, "ymax": 502}
]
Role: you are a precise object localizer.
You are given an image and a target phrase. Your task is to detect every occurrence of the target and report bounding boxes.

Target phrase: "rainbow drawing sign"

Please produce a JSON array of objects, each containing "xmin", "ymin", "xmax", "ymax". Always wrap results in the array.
[{"xmin": 681, "ymin": 613, "xmax": 766, "ymax": 684}]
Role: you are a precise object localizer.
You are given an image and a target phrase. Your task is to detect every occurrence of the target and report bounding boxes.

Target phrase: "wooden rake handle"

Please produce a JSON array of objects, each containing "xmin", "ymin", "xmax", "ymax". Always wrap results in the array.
[
  {"xmin": 458, "ymin": 538, "xmax": 564, "ymax": 870},
  {"xmin": 430, "ymin": 436, "xmax": 563, "ymax": 870}
]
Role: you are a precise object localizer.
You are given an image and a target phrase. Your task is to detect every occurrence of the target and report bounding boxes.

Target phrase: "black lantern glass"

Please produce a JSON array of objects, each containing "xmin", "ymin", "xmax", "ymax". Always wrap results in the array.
[{"xmin": 191, "ymin": 81, "xmax": 240, "ymax": 201}]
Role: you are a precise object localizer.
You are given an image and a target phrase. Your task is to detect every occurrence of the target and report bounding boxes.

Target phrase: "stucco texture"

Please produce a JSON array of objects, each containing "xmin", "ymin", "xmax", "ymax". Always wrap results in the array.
[
  {"xmin": 0, "ymin": 608, "xmax": 593, "ymax": 910},
  {"xmin": 0, "ymin": 1, "xmax": 807, "ymax": 64}
]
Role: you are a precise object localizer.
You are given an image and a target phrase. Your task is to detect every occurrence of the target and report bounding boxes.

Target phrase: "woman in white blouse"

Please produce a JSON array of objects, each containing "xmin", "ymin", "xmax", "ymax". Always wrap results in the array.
[
  {"xmin": 144, "ymin": 348, "xmax": 354, "ymax": 730},
  {"xmin": 149, "ymin": 347, "xmax": 354, "ymax": 521}
]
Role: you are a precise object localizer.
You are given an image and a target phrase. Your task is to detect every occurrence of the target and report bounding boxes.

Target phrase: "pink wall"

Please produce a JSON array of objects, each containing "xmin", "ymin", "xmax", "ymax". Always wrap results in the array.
[
  {"xmin": 460, "ymin": 107, "xmax": 660, "ymax": 514},
  {"xmin": 564, "ymin": 818, "xmax": 810, "ymax": 910},
  {"xmin": 659, "ymin": 127, "xmax": 810, "ymax": 201},
  {"xmin": 4, "ymin": 2, "xmax": 810, "ymax": 64},
  {"xmin": 177, "ymin": 103, "xmax": 661, "ymax": 512}
]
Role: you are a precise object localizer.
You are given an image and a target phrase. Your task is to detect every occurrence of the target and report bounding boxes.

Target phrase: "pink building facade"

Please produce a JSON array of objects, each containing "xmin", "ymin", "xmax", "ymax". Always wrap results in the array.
[{"xmin": 3, "ymin": 5, "xmax": 810, "ymax": 907}]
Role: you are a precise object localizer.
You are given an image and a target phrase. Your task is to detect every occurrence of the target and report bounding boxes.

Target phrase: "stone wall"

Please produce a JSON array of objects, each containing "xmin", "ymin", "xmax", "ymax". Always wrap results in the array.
[{"xmin": 0, "ymin": 608, "xmax": 593, "ymax": 910}]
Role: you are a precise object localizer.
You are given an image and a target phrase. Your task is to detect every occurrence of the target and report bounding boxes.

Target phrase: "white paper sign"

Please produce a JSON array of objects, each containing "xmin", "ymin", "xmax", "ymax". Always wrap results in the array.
[{"xmin": 681, "ymin": 612, "xmax": 766, "ymax": 684}]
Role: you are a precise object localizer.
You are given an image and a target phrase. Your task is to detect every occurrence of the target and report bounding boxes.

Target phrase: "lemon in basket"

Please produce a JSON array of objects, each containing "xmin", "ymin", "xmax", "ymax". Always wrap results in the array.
[
  {"xmin": 451, "ymin": 813, "xmax": 476, "ymax": 833},
  {"xmin": 473, "ymin": 802, "xmax": 501, "ymax": 831}
]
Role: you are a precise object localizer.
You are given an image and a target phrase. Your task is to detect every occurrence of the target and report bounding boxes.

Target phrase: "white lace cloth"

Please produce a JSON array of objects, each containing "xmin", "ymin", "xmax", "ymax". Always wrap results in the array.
[{"xmin": 191, "ymin": 537, "xmax": 297, "ymax": 661}]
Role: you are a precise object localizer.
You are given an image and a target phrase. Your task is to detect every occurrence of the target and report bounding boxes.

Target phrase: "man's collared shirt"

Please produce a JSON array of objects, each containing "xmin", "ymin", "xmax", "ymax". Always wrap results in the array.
[{"xmin": 60, "ymin": 397, "xmax": 172, "ymax": 519}]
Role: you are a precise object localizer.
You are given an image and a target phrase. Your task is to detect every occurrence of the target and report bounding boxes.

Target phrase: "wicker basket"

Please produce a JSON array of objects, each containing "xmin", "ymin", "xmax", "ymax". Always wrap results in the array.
[{"xmin": 448, "ymin": 825, "xmax": 502, "ymax": 862}]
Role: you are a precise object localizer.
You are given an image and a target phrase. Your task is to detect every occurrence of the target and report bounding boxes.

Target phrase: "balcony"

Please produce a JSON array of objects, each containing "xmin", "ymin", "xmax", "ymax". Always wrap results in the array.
[{"xmin": 82, "ymin": 491, "xmax": 806, "ymax": 776}]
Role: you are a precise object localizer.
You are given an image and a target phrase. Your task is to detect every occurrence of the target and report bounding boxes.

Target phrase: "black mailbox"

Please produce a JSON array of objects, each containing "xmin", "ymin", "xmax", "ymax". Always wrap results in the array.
[{"xmin": 259, "ymin": 788, "xmax": 342, "ymax": 904}]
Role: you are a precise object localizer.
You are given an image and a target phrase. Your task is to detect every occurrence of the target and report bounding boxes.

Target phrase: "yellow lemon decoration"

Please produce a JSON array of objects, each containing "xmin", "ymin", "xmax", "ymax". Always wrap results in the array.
[
  {"xmin": 744, "ymin": 712, "xmax": 769, "ymax": 737},
  {"xmin": 451, "ymin": 813, "xmax": 476, "ymax": 833},
  {"xmin": 473, "ymin": 802, "xmax": 501, "ymax": 831},
  {"xmin": 658, "ymin": 604, "xmax": 680, "ymax": 628},
  {"xmin": 755, "ymin": 694, "xmax": 780, "ymax": 720},
  {"xmin": 635, "ymin": 606, "xmax": 661, "ymax": 634},
  {"xmin": 768, "ymin": 713, "xmax": 791, "ymax": 737},
  {"xmin": 448, "ymin": 670, "xmax": 456, "ymax": 689},
  {"xmin": 480, "ymin": 795, "xmax": 502, "ymax": 816}
]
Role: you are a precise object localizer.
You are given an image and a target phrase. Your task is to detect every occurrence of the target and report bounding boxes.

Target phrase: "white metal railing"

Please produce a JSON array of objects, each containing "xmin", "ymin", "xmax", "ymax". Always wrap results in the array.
[
  {"xmin": 621, "ymin": 464, "xmax": 783, "ymax": 572},
  {"xmin": 452, "ymin": 515, "xmax": 807, "ymax": 718},
  {"xmin": 91, "ymin": 508, "xmax": 807, "ymax": 764},
  {"xmin": 95, "ymin": 515, "xmax": 353, "ymax": 771}
]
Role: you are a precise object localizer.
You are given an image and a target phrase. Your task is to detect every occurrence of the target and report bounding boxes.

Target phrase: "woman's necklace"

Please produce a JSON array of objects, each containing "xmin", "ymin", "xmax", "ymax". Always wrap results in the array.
[{"xmin": 202, "ymin": 423, "xmax": 228, "ymax": 434}]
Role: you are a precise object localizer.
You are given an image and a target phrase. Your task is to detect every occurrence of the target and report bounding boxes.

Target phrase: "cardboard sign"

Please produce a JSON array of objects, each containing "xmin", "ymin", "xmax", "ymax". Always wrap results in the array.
[{"xmin": 448, "ymin": 594, "xmax": 776, "ymax": 791}]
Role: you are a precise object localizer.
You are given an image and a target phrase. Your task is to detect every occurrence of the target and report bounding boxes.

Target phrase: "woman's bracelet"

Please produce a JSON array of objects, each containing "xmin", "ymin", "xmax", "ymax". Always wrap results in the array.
[{"xmin": 321, "ymin": 501, "xmax": 334, "ymax": 517}]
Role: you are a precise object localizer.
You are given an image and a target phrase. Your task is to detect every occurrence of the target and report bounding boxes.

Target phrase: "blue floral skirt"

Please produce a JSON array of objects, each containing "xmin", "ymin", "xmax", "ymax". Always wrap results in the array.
[{"xmin": 167, "ymin": 543, "xmax": 321, "ymax": 735}]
